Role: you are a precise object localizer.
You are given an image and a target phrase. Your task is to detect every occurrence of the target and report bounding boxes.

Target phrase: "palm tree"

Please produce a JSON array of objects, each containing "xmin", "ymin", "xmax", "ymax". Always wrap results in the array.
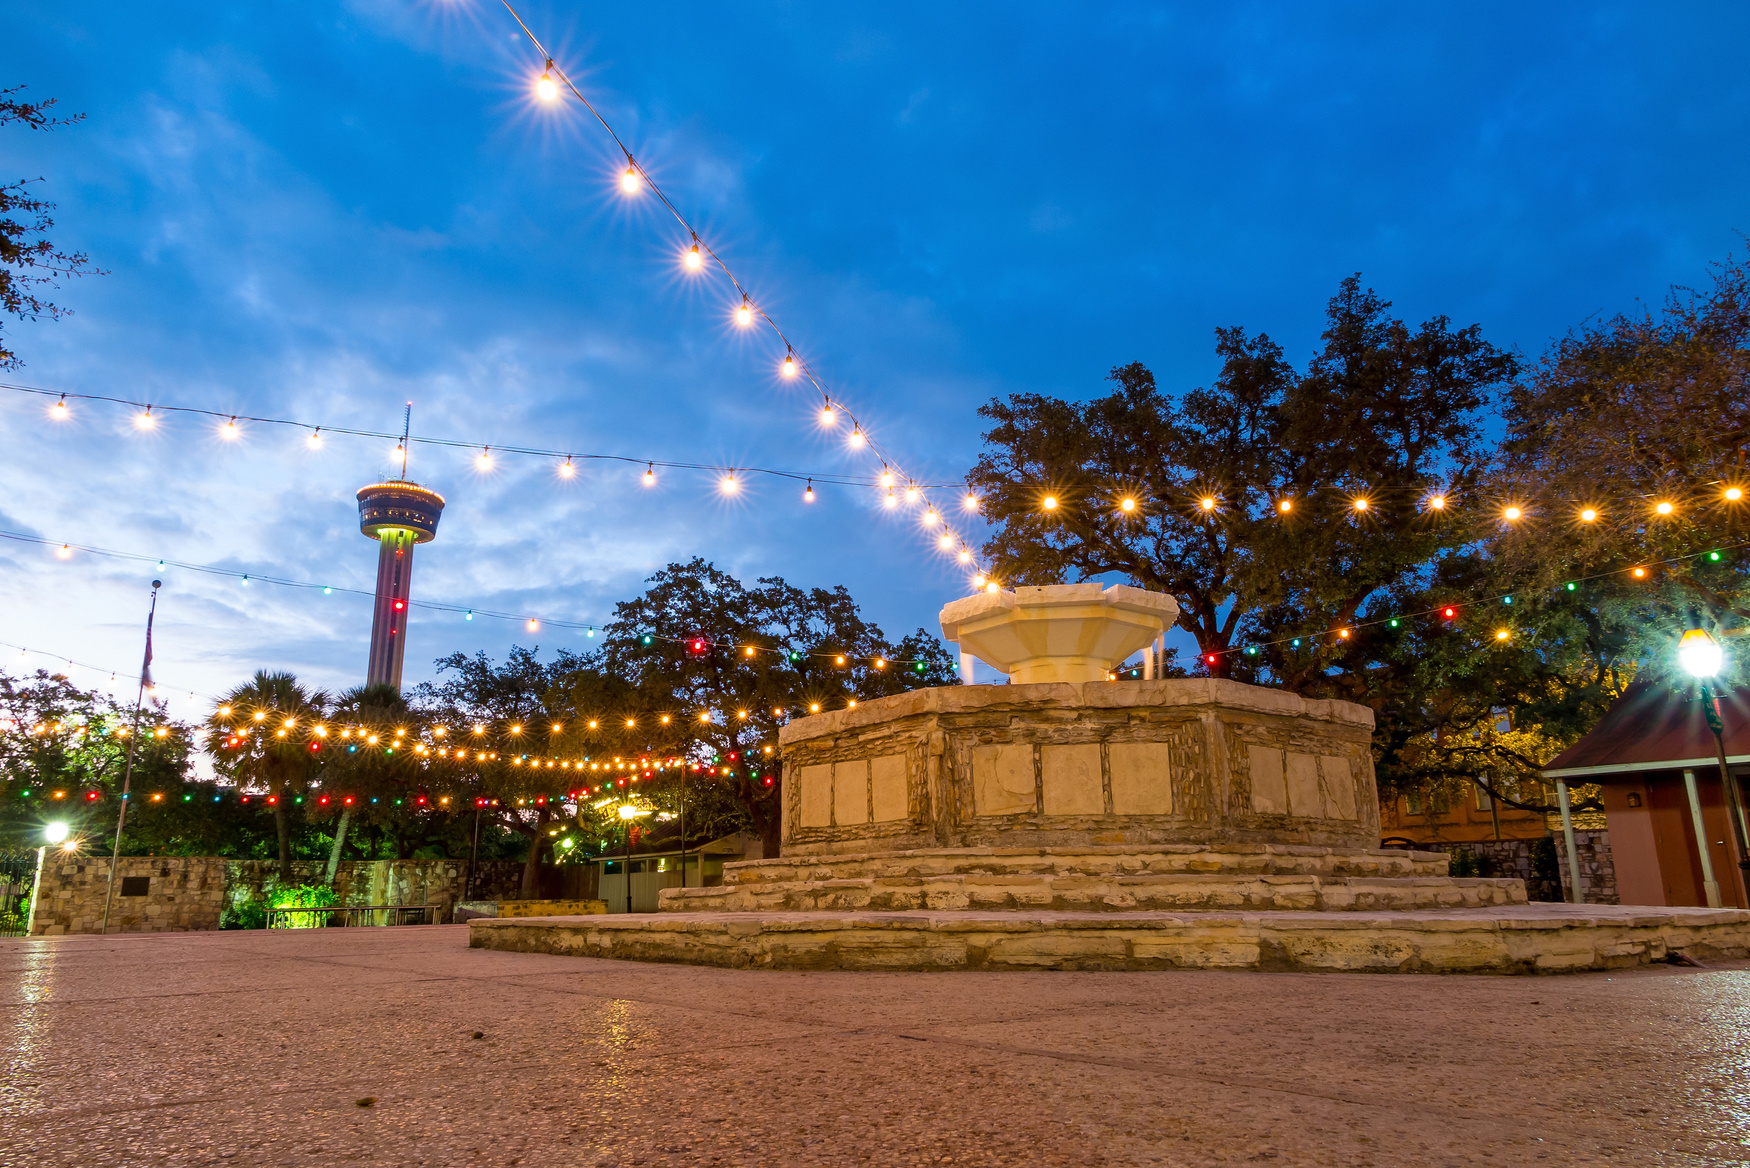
[
  {"xmin": 320, "ymin": 682, "xmax": 413, "ymax": 880},
  {"xmin": 206, "ymin": 671, "xmax": 329, "ymax": 882}
]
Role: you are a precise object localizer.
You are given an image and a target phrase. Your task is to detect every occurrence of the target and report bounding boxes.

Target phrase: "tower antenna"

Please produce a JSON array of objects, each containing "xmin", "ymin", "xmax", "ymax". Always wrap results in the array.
[{"xmin": 400, "ymin": 402, "xmax": 412, "ymax": 480}]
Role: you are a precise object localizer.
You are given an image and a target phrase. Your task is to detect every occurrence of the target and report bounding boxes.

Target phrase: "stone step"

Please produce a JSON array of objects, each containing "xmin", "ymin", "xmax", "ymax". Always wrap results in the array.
[
  {"xmin": 467, "ymin": 904, "xmax": 1750, "ymax": 974},
  {"xmin": 665, "ymin": 872, "xmax": 1524, "ymax": 914},
  {"xmin": 722, "ymin": 844, "xmax": 1450, "ymax": 886}
]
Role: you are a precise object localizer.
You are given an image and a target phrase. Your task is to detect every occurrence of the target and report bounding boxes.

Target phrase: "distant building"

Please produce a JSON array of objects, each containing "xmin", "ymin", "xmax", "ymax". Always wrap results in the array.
[
  {"xmin": 593, "ymin": 830, "xmax": 764, "ymax": 913},
  {"xmin": 1543, "ymin": 679, "xmax": 1750, "ymax": 909},
  {"xmin": 1378, "ymin": 779, "xmax": 1550, "ymax": 848}
]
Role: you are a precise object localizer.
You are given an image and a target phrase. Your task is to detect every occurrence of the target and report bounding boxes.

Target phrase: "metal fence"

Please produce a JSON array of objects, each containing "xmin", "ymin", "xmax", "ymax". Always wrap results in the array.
[
  {"xmin": 265, "ymin": 904, "xmax": 436, "ymax": 929},
  {"xmin": 0, "ymin": 850, "xmax": 38, "ymax": 937}
]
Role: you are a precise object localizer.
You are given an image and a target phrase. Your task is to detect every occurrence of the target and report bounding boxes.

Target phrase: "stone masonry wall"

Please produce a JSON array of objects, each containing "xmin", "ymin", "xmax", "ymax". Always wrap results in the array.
[
  {"xmin": 1554, "ymin": 829, "xmax": 1619, "ymax": 905},
  {"xmin": 28, "ymin": 855, "xmax": 529, "ymax": 936},
  {"xmin": 1403, "ymin": 837, "xmax": 1566, "ymax": 903}
]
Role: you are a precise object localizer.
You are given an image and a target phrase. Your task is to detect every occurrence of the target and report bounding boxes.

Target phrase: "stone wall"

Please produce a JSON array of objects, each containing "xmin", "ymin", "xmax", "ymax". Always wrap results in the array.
[
  {"xmin": 1403, "ymin": 837, "xmax": 1565, "ymax": 903},
  {"xmin": 1554, "ymin": 829, "xmax": 1619, "ymax": 905},
  {"xmin": 28, "ymin": 854, "xmax": 531, "ymax": 936}
]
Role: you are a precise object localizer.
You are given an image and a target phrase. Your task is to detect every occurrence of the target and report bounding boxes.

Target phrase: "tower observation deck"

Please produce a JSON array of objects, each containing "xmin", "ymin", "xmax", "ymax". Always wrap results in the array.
[{"xmin": 357, "ymin": 480, "xmax": 445, "ymax": 691}]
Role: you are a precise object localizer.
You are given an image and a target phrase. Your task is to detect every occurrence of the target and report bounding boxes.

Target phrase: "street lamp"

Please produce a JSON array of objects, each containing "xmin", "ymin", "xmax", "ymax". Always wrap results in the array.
[
  {"xmin": 618, "ymin": 803, "xmax": 640, "ymax": 914},
  {"xmin": 1679, "ymin": 628, "xmax": 1750, "ymax": 899},
  {"xmin": 43, "ymin": 821, "xmax": 69, "ymax": 845}
]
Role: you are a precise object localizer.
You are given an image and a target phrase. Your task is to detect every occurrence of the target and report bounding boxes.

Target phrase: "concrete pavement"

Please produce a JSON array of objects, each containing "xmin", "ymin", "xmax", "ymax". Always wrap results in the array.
[{"xmin": 3, "ymin": 925, "xmax": 1748, "ymax": 1166}]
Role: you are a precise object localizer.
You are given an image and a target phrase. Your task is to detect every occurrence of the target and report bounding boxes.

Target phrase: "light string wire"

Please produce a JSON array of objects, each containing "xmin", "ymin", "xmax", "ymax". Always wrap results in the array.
[
  {"xmin": 0, "ymin": 636, "xmax": 217, "ymax": 708},
  {"xmin": 0, "ymin": 526, "xmax": 940, "ymax": 669},
  {"xmin": 1194, "ymin": 537, "xmax": 1750, "ymax": 666},
  {"xmin": 0, "ymin": 381, "xmax": 960, "ymax": 491},
  {"xmin": 497, "ymin": 2, "xmax": 989, "ymax": 573}
]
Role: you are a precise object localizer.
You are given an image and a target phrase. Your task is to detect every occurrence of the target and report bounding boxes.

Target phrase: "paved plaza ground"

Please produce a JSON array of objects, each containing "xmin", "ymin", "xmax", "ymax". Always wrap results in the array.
[{"xmin": 2, "ymin": 926, "xmax": 1748, "ymax": 1167}]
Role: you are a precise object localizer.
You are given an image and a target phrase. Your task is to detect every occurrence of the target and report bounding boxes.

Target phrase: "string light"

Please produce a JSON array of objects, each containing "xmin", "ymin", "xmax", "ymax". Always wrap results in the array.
[
  {"xmin": 820, "ymin": 405, "xmax": 834, "ymax": 426},
  {"xmin": 736, "ymin": 298, "xmax": 754, "ymax": 327},
  {"xmin": 957, "ymin": 548, "xmax": 972, "ymax": 563},
  {"xmin": 1199, "ymin": 497, "xmax": 1216, "ymax": 512},
  {"xmin": 536, "ymin": 69, "xmax": 559, "ymax": 102},
  {"xmin": 1352, "ymin": 498, "xmax": 1369, "ymax": 512},
  {"xmin": 1579, "ymin": 508, "xmax": 1598, "ymax": 523},
  {"xmin": 56, "ymin": 544, "xmax": 71, "ymax": 560},
  {"xmin": 1503, "ymin": 506, "xmax": 1523, "ymax": 522},
  {"xmin": 880, "ymin": 469, "xmax": 895, "ymax": 488},
  {"xmin": 643, "ymin": 464, "xmax": 656, "ymax": 487},
  {"xmin": 884, "ymin": 490, "xmax": 897, "ymax": 508},
  {"xmin": 964, "ymin": 492, "xmax": 979, "ymax": 512},
  {"xmin": 721, "ymin": 472, "xmax": 738, "ymax": 494},
  {"xmin": 1119, "ymin": 497, "xmax": 1136, "ymax": 513},
  {"xmin": 1277, "ymin": 499, "xmax": 1292, "ymax": 513},
  {"xmin": 307, "ymin": 428, "xmax": 322, "ymax": 449},
  {"xmin": 804, "ymin": 480, "xmax": 815, "ymax": 503},
  {"xmin": 848, "ymin": 428, "xmax": 865, "ymax": 448},
  {"xmin": 1426, "ymin": 494, "xmax": 1446, "ymax": 511},
  {"xmin": 222, "ymin": 418, "xmax": 239, "ymax": 440},
  {"xmin": 52, "ymin": 394, "xmax": 67, "ymax": 419},
  {"xmin": 1727, "ymin": 486, "xmax": 1744, "ymax": 502},
  {"xmin": 683, "ymin": 239, "xmax": 703, "ymax": 271},
  {"xmin": 527, "ymin": 619, "xmax": 540, "ymax": 631},
  {"xmin": 136, "ymin": 407, "xmax": 154, "ymax": 429},
  {"xmin": 1655, "ymin": 501, "xmax": 1675, "ymax": 516},
  {"xmin": 621, "ymin": 164, "xmax": 641, "ymax": 194},
  {"xmin": 781, "ymin": 350, "xmax": 798, "ymax": 378},
  {"xmin": 922, "ymin": 508, "xmax": 940, "ymax": 527},
  {"xmin": 558, "ymin": 457, "xmax": 575, "ymax": 478},
  {"xmin": 1042, "ymin": 496, "xmax": 1059, "ymax": 511}
]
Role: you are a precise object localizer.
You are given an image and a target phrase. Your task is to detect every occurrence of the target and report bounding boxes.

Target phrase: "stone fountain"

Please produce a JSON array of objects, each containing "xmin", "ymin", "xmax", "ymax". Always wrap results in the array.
[{"xmin": 471, "ymin": 584, "xmax": 1750, "ymax": 973}]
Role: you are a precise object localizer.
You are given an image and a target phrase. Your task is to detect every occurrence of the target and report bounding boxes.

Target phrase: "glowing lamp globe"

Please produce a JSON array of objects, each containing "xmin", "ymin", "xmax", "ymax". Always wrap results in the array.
[
  {"xmin": 618, "ymin": 804, "xmax": 640, "ymax": 821},
  {"xmin": 1679, "ymin": 629, "xmax": 1723, "ymax": 678},
  {"xmin": 44, "ymin": 821, "xmax": 69, "ymax": 844}
]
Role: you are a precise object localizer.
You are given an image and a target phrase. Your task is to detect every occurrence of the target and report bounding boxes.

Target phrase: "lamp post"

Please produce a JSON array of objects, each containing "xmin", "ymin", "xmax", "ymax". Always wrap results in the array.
[
  {"xmin": 1679, "ymin": 628, "xmax": 1750, "ymax": 903},
  {"xmin": 618, "ymin": 803, "xmax": 639, "ymax": 914}
]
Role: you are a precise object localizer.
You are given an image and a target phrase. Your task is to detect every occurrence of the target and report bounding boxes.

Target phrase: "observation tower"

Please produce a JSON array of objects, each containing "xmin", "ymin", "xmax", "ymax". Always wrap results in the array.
[{"xmin": 356, "ymin": 409, "xmax": 444, "ymax": 691}]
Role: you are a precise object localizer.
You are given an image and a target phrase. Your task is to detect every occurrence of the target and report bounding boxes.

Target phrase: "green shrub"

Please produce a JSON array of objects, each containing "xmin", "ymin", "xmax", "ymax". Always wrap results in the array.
[
  {"xmin": 269, "ymin": 884, "xmax": 336, "ymax": 929},
  {"xmin": 1447, "ymin": 847, "xmax": 1482, "ymax": 878},
  {"xmin": 221, "ymin": 900, "xmax": 267, "ymax": 930}
]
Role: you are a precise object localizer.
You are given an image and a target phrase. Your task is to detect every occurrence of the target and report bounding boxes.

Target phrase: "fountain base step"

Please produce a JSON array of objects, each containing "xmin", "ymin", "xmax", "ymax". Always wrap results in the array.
[{"xmin": 467, "ymin": 904, "xmax": 1750, "ymax": 974}]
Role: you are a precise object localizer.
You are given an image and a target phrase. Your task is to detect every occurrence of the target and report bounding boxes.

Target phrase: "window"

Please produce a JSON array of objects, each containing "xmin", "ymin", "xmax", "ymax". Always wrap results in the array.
[
  {"xmin": 1492, "ymin": 708, "xmax": 1513, "ymax": 734},
  {"xmin": 1475, "ymin": 783, "xmax": 1492, "ymax": 811},
  {"xmin": 1405, "ymin": 792, "xmax": 1424, "ymax": 816},
  {"xmin": 119, "ymin": 876, "xmax": 150, "ymax": 897},
  {"xmin": 656, "ymin": 857, "xmax": 668, "ymax": 873},
  {"xmin": 603, "ymin": 860, "xmax": 621, "ymax": 874},
  {"xmin": 629, "ymin": 861, "xmax": 644, "ymax": 874}
]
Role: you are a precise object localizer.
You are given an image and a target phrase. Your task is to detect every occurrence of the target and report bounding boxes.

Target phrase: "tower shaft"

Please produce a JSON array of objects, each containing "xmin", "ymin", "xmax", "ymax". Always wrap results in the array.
[{"xmin": 366, "ymin": 529, "xmax": 418, "ymax": 690}]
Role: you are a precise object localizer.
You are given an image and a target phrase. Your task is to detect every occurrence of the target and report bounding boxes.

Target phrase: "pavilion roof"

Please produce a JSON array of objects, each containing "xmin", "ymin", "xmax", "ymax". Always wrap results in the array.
[{"xmin": 1542, "ymin": 679, "xmax": 1750, "ymax": 779}]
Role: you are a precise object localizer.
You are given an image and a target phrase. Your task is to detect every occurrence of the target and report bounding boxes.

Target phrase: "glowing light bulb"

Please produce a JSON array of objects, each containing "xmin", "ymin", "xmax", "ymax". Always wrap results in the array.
[
  {"xmin": 536, "ymin": 72, "xmax": 558, "ymax": 101},
  {"xmin": 923, "ymin": 509, "xmax": 939, "ymax": 527},
  {"xmin": 937, "ymin": 532, "xmax": 953, "ymax": 548},
  {"xmin": 1633, "ymin": 566, "xmax": 1647, "ymax": 578},
  {"xmin": 221, "ymin": 418, "xmax": 239, "ymax": 440},
  {"xmin": 957, "ymin": 548, "xmax": 971, "ymax": 563},
  {"xmin": 819, "ymin": 405, "xmax": 835, "ymax": 426},
  {"xmin": 849, "ymin": 428, "xmax": 866, "ymax": 448},
  {"xmin": 1427, "ymin": 495, "xmax": 1446, "ymax": 511},
  {"xmin": 558, "ymin": 458, "xmax": 575, "ymax": 479},
  {"xmin": 1503, "ymin": 506, "xmax": 1523, "ymax": 521},
  {"xmin": 781, "ymin": 352, "xmax": 798, "ymax": 378},
  {"xmin": 1119, "ymin": 497, "xmax": 1136, "ymax": 513},
  {"xmin": 973, "ymin": 574, "xmax": 986, "ymax": 588},
  {"xmin": 1495, "ymin": 629, "xmax": 1511, "ymax": 641},
  {"xmin": 684, "ymin": 242, "xmax": 702, "ymax": 271},
  {"xmin": 905, "ymin": 485, "xmax": 919, "ymax": 503},
  {"xmin": 804, "ymin": 481, "xmax": 815, "ymax": 503},
  {"xmin": 136, "ymin": 409, "xmax": 155, "ymax": 429},
  {"xmin": 722, "ymin": 473, "xmax": 738, "ymax": 493},
  {"xmin": 1727, "ymin": 486, "xmax": 1745, "ymax": 502},
  {"xmin": 621, "ymin": 165, "xmax": 641, "ymax": 194},
  {"xmin": 1277, "ymin": 499, "xmax": 1292, "ymax": 513},
  {"xmin": 527, "ymin": 618, "xmax": 540, "ymax": 631},
  {"xmin": 1655, "ymin": 501, "xmax": 1674, "ymax": 515},
  {"xmin": 51, "ymin": 396, "xmax": 67, "ymax": 419},
  {"xmin": 307, "ymin": 428, "xmax": 322, "ymax": 449},
  {"xmin": 56, "ymin": 544, "xmax": 70, "ymax": 559},
  {"xmin": 885, "ymin": 490, "xmax": 897, "ymax": 508},
  {"xmin": 700, "ymin": 711, "xmax": 711, "ymax": 723},
  {"xmin": 477, "ymin": 447, "xmax": 491, "ymax": 469},
  {"xmin": 1042, "ymin": 496, "xmax": 1058, "ymax": 511},
  {"xmin": 1200, "ymin": 496, "xmax": 1216, "ymax": 511},
  {"xmin": 963, "ymin": 492, "xmax": 979, "ymax": 511},
  {"xmin": 1579, "ymin": 508, "xmax": 1598, "ymax": 523},
  {"xmin": 986, "ymin": 582, "xmax": 1000, "ymax": 594},
  {"xmin": 736, "ymin": 299, "xmax": 754, "ymax": 327},
  {"xmin": 1352, "ymin": 498, "xmax": 1369, "ymax": 512},
  {"xmin": 880, "ymin": 470, "xmax": 894, "ymax": 488},
  {"xmin": 643, "ymin": 465, "xmax": 656, "ymax": 487}
]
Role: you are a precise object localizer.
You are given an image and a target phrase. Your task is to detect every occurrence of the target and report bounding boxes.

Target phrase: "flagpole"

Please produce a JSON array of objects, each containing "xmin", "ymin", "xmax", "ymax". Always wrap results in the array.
[{"xmin": 100, "ymin": 579, "xmax": 160, "ymax": 936}]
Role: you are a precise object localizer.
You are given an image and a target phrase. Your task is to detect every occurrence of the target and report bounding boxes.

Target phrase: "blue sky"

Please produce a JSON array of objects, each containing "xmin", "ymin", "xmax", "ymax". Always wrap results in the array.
[{"xmin": 4, "ymin": 1, "xmax": 1749, "ymax": 717}]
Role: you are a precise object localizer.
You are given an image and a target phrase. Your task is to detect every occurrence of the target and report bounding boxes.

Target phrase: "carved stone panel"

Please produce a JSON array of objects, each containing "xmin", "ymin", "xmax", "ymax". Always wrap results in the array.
[
  {"xmin": 870, "ymin": 754, "xmax": 909, "ymax": 822},
  {"xmin": 1040, "ymin": 743, "xmax": 1104, "ymax": 816},
  {"xmin": 833, "ymin": 760, "xmax": 870, "ymax": 826},
  {"xmin": 972, "ymin": 743, "xmax": 1037, "ymax": 816},
  {"xmin": 1108, "ymin": 741, "xmax": 1175, "ymax": 815},
  {"xmin": 798, "ymin": 763, "xmax": 834, "ymax": 828}
]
